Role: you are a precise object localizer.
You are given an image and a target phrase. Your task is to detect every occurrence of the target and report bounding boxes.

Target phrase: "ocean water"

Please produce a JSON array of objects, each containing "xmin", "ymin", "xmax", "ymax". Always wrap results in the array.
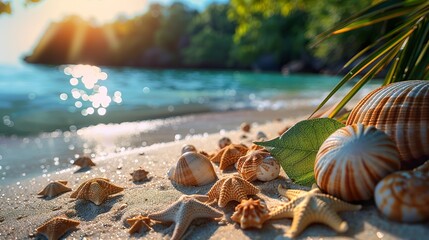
[{"xmin": 0, "ymin": 63, "xmax": 377, "ymax": 184}]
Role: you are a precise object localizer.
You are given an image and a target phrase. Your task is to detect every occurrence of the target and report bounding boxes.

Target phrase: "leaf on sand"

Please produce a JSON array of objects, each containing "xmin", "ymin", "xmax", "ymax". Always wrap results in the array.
[{"xmin": 255, "ymin": 118, "xmax": 344, "ymax": 186}]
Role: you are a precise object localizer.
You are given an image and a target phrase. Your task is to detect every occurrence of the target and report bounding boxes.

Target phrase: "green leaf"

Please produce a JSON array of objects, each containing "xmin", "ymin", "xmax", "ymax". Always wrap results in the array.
[{"xmin": 255, "ymin": 118, "xmax": 344, "ymax": 186}]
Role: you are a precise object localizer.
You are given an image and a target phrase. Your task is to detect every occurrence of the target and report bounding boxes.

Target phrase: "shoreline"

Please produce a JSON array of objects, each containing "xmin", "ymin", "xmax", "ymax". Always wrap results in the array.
[{"xmin": 0, "ymin": 114, "xmax": 428, "ymax": 239}]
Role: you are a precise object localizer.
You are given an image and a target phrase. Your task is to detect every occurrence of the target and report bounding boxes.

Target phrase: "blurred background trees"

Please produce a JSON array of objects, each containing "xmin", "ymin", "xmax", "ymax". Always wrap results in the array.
[{"xmin": 20, "ymin": 0, "xmax": 388, "ymax": 72}]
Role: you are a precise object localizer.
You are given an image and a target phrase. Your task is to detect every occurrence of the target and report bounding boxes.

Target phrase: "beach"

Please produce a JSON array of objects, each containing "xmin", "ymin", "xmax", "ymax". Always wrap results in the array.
[{"xmin": 0, "ymin": 110, "xmax": 428, "ymax": 240}]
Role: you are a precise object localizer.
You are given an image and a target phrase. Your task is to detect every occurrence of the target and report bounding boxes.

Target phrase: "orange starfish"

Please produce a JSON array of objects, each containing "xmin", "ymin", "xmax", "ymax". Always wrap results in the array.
[
  {"xmin": 73, "ymin": 156, "xmax": 96, "ymax": 168},
  {"xmin": 148, "ymin": 194, "xmax": 223, "ymax": 240},
  {"xmin": 210, "ymin": 143, "xmax": 248, "ymax": 170},
  {"xmin": 270, "ymin": 185, "xmax": 361, "ymax": 237},
  {"xmin": 38, "ymin": 180, "xmax": 72, "ymax": 198},
  {"xmin": 127, "ymin": 215, "xmax": 152, "ymax": 234},
  {"xmin": 207, "ymin": 175, "xmax": 259, "ymax": 207},
  {"xmin": 70, "ymin": 178, "xmax": 124, "ymax": 205},
  {"xmin": 36, "ymin": 216, "xmax": 80, "ymax": 240}
]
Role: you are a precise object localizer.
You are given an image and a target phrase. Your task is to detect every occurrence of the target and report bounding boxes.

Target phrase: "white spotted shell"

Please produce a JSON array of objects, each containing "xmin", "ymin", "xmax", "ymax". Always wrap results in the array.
[
  {"xmin": 315, "ymin": 123, "xmax": 401, "ymax": 201},
  {"xmin": 256, "ymin": 156, "xmax": 280, "ymax": 181},
  {"xmin": 168, "ymin": 152, "xmax": 217, "ymax": 186},
  {"xmin": 374, "ymin": 161, "xmax": 429, "ymax": 222},
  {"xmin": 347, "ymin": 80, "xmax": 429, "ymax": 169}
]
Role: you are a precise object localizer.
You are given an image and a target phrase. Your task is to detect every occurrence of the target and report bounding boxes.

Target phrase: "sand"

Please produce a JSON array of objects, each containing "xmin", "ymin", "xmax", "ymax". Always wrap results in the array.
[{"xmin": 0, "ymin": 115, "xmax": 428, "ymax": 240}]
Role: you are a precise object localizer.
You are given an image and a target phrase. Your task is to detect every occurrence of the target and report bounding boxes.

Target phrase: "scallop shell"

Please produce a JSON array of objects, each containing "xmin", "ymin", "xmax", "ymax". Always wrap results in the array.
[
  {"xmin": 181, "ymin": 144, "xmax": 197, "ymax": 154},
  {"xmin": 374, "ymin": 162, "xmax": 429, "ymax": 222},
  {"xmin": 256, "ymin": 156, "xmax": 280, "ymax": 182},
  {"xmin": 231, "ymin": 198, "xmax": 270, "ymax": 229},
  {"xmin": 314, "ymin": 123, "xmax": 401, "ymax": 201},
  {"xmin": 347, "ymin": 80, "xmax": 429, "ymax": 169},
  {"xmin": 168, "ymin": 152, "xmax": 217, "ymax": 186},
  {"xmin": 218, "ymin": 137, "xmax": 232, "ymax": 149}
]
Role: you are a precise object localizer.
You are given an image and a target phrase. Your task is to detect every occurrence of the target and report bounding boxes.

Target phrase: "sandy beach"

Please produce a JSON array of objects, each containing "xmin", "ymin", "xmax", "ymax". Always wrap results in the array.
[{"xmin": 0, "ymin": 111, "xmax": 428, "ymax": 240}]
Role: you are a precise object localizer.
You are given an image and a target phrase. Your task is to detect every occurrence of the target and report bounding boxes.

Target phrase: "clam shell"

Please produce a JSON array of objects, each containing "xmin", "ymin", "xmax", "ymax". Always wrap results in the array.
[
  {"xmin": 347, "ymin": 80, "xmax": 429, "ymax": 169},
  {"xmin": 256, "ymin": 156, "xmax": 280, "ymax": 182},
  {"xmin": 168, "ymin": 152, "xmax": 217, "ymax": 186},
  {"xmin": 314, "ymin": 123, "xmax": 401, "ymax": 201},
  {"xmin": 374, "ymin": 164, "xmax": 429, "ymax": 222}
]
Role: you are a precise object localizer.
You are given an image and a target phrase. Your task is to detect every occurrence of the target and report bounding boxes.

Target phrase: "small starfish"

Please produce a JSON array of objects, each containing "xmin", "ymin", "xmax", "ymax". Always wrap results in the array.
[
  {"xmin": 70, "ymin": 178, "xmax": 124, "ymax": 205},
  {"xmin": 210, "ymin": 144, "xmax": 248, "ymax": 170},
  {"xmin": 73, "ymin": 156, "xmax": 96, "ymax": 168},
  {"xmin": 207, "ymin": 175, "xmax": 259, "ymax": 207},
  {"xmin": 270, "ymin": 185, "xmax": 362, "ymax": 238},
  {"xmin": 36, "ymin": 216, "xmax": 80, "ymax": 240},
  {"xmin": 148, "ymin": 194, "xmax": 223, "ymax": 240},
  {"xmin": 127, "ymin": 215, "xmax": 152, "ymax": 234},
  {"xmin": 38, "ymin": 180, "xmax": 72, "ymax": 198}
]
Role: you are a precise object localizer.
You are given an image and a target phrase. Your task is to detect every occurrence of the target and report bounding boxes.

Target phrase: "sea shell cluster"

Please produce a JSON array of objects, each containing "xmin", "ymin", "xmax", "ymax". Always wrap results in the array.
[
  {"xmin": 347, "ymin": 80, "xmax": 429, "ymax": 169},
  {"xmin": 374, "ymin": 161, "xmax": 429, "ymax": 222},
  {"xmin": 314, "ymin": 123, "xmax": 401, "ymax": 201}
]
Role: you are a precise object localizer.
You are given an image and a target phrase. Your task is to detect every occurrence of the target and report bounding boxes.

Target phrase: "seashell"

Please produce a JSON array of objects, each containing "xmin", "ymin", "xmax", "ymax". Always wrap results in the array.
[
  {"xmin": 256, "ymin": 131, "xmax": 267, "ymax": 140},
  {"xmin": 181, "ymin": 144, "xmax": 197, "ymax": 154},
  {"xmin": 130, "ymin": 168, "xmax": 149, "ymax": 182},
  {"xmin": 314, "ymin": 123, "xmax": 401, "ymax": 201},
  {"xmin": 218, "ymin": 137, "xmax": 232, "ymax": 149},
  {"xmin": 231, "ymin": 198, "xmax": 270, "ymax": 229},
  {"xmin": 240, "ymin": 122, "xmax": 251, "ymax": 132},
  {"xmin": 374, "ymin": 163, "xmax": 429, "ymax": 222},
  {"xmin": 73, "ymin": 156, "xmax": 96, "ymax": 168},
  {"xmin": 38, "ymin": 180, "xmax": 72, "ymax": 198},
  {"xmin": 168, "ymin": 152, "xmax": 217, "ymax": 186},
  {"xmin": 70, "ymin": 178, "xmax": 124, "ymax": 205},
  {"xmin": 347, "ymin": 80, "xmax": 429, "ymax": 169},
  {"xmin": 256, "ymin": 156, "xmax": 280, "ymax": 182}
]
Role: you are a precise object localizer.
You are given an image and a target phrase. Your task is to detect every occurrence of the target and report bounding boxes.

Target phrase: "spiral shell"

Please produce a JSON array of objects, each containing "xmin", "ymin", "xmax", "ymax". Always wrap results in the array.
[
  {"xmin": 315, "ymin": 123, "xmax": 401, "ymax": 201},
  {"xmin": 236, "ymin": 150, "xmax": 280, "ymax": 182},
  {"xmin": 374, "ymin": 162, "xmax": 429, "ymax": 222},
  {"xmin": 347, "ymin": 80, "xmax": 429, "ymax": 169},
  {"xmin": 231, "ymin": 198, "xmax": 270, "ymax": 229},
  {"xmin": 168, "ymin": 152, "xmax": 217, "ymax": 186}
]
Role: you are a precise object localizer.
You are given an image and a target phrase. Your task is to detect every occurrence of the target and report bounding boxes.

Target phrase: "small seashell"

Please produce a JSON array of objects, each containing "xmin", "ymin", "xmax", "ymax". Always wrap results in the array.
[
  {"xmin": 130, "ymin": 168, "xmax": 149, "ymax": 182},
  {"xmin": 73, "ymin": 156, "xmax": 96, "ymax": 168},
  {"xmin": 347, "ymin": 80, "xmax": 429, "ymax": 169},
  {"xmin": 240, "ymin": 122, "xmax": 251, "ymax": 132},
  {"xmin": 181, "ymin": 144, "xmax": 197, "ymax": 154},
  {"xmin": 374, "ymin": 162, "xmax": 429, "ymax": 222},
  {"xmin": 256, "ymin": 156, "xmax": 280, "ymax": 182},
  {"xmin": 168, "ymin": 152, "xmax": 217, "ymax": 186},
  {"xmin": 231, "ymin": 198, "xmax": 270, "ymax": 229},
  {"xmin": 218, "ymin": 137, "xmax": 232, "ymax": 149},
  {"xmin": 256, "ymin": 131, "xmax": 267, "ymax": 140},
  {"xmin": 314, "ymin": 123, "xmax": 401, "ymax": 201}
]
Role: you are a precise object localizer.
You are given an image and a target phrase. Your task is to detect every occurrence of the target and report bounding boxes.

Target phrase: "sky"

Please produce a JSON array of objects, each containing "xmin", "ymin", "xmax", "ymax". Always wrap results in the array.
[{"xmin": 0, "ymin": 0, "xmax": 227, "ymax": 65}]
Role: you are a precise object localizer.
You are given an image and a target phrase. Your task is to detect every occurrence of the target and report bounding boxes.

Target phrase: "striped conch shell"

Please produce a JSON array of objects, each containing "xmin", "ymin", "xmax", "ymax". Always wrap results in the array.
[
  {"xmin": 374, "ymin": 161, "xmax": 429, "ymax": 222},
  {"xmin": 168, "ymin": 152, "xmax": 217, "ymax": 186},
  {"xmin": 347, "ymin": 80, "xmax": 429, "ymax": 169},
  {"xmin": 231, "ymin": 198, "xmax": 270, "ymax": 229},
  {"xmin": 315, "ymin": 123, "xmax": 401, "ymax": 201}
]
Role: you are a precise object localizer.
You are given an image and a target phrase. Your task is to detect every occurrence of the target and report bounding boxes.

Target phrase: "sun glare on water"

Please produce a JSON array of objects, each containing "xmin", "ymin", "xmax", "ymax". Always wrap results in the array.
[{"xmin": 61, "ymin": 64, "xmax": 122, "ymax": 116}]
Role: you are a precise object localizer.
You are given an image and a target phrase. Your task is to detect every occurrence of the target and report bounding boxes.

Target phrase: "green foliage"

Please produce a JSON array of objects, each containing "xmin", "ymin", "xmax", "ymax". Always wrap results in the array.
[
  {"xmin": 255, "ymin": 118, "xmax": 344, "ymax": 186},
  {"xmin": 312, "ymin": 0, "xmax": 429, "ymax": 118}
]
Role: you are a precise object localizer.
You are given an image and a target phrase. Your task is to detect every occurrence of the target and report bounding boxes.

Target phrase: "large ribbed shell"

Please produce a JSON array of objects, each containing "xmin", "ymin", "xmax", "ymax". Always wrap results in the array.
[
  {"xmin": 347, "ymin": 80, "xmax": 429, "ymax": 169},
  {"xmin": 168, "ymin": 152, "xmax": 217, "ymax": 186},
  {"xmin": 374, "ymin": 161, "xmax": 429, "ymax": 222},
  {"xmin": 315, "ymin": 123, "xmax": 401, "ymax": 201}
]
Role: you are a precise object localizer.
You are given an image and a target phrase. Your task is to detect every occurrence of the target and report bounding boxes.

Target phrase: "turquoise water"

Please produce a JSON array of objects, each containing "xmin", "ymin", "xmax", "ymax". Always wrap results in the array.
[
  {"xmin": 1, "ymin": 63, "xmax": 378, "ymax": 184},
  {"xmin": 0, "ymin": 64, "xmax": 342, "ymax": 136}
]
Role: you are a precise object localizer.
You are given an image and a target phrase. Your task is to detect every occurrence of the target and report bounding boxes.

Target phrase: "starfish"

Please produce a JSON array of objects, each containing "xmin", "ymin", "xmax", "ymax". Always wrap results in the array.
[
  {"xmin": 73, "ymin": 156, "xmax": 96, "ymax": 168},
  {"xmin": 207, "ymin": 175, "xmax": 259, "ymax": 207},
  {"xmin": 38, "ymin": 180, "xmax": 72, "ymax": 198},
  {"xmin": 148, "ymin": 194, "xmax": 223, "ymax": 240},
  {"xmin": 70, "ymin": 178, "xmax": 124, "ymax": 205},
  {"xmin": 269, "ymin": 185, "xmax": 362, "ymax": 238},
  {"xmin": 210, "ymin": 143, "xmax": 248, "ymax": 170},
  {"xmin": 36, "ymin": 216, "xmax": 80, "ymax": 240},
  {"xmin": 127, "ymin": 215, "xmax": 152, "ymax": 234}
]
